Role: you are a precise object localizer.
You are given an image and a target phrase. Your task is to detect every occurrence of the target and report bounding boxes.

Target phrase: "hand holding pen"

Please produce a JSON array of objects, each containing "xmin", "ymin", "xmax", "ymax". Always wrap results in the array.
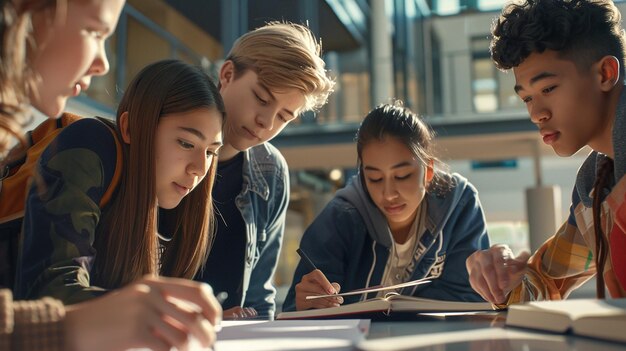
[{"xmin": 294, "ymin": 248, "xmax": 344, "ymax": 311}]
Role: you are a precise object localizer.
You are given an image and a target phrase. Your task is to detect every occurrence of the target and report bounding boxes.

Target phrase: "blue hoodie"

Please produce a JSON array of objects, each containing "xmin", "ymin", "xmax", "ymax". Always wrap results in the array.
[{"xmin": 282, "ymin": 173, "xmax": 490, "ymax": 312}]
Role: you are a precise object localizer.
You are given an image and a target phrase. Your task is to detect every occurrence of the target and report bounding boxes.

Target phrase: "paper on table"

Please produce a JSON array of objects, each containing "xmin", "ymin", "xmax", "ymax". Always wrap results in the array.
[
  {"xmin": 357, "ymin": 327, "xmax": 569, "ymax": 351},
  {"xmin": 215, "ymin": 319, "xmax": 370, "ymax": 351},
  {"xmin": 306, "ymin": 277, "xmax": 431, "ymax": 300}
]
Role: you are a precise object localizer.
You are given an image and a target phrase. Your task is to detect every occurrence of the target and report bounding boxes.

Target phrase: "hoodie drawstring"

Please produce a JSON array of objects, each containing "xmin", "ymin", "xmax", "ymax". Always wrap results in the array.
[{"xmin": 362, "ymin": 240, "xmax": 377, "ymax": 302}]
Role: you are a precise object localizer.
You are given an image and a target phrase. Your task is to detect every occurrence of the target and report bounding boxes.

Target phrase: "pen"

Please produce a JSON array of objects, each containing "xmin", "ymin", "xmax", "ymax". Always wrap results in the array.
[
  {"xmin": 297, "ymin": 248, "xmax": 340, "ymax": 297},
  {"xmin": 215, "ymin": 292, "xmax": 228, "ymax": 333},
  {"xmin": 216, "ymin": 291, "xmax": 228, "ymax": 305},
  {"xmin": 296, "ymin": 248, "xmax": 318, "ymax": 272}
]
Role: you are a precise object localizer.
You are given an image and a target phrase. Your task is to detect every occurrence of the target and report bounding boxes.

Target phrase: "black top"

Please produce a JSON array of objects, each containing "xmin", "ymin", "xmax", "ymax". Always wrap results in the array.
[{"xmin": 194, "ymin": 152, "xmax": 246, "ymax": 309}]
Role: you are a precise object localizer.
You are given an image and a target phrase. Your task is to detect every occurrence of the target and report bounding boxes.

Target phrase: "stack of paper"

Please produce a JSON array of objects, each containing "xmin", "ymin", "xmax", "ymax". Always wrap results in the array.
[{"xmin": 215, "ymin": 319, "xmax": 370, "ymax": 351}]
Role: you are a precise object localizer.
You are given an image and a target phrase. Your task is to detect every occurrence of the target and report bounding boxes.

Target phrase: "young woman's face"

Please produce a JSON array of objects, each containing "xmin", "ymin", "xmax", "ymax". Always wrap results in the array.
[
  {"xmin": 154, "ymin": 107, "xmax": 223, "ymax": 209},
  {"xmin": 29, "ymin": 0, "xmax": 125, "ymax": 117},
  {"xmin": 361, "ymin": 137, "xmax": 430, "ymax": 234}
]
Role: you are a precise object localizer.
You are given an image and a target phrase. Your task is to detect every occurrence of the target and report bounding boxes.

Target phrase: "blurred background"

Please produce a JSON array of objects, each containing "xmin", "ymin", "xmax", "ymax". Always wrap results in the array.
[{"xmin": 52, "ymin": 0, "xmax": 620, "ymax": 305}]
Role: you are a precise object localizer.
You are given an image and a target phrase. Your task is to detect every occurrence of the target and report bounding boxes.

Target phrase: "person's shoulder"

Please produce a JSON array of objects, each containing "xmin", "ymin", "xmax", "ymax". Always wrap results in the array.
[
  {"xmin": 55, "ymin": 117, "xmax": 117, "ymax": 151},
  {"xmin": 248, "ymin": 142, "xmax": 288, "ymax": 168},
  {"xmin": 432, "ymin": 172, "xmax": 477, "ymax": 196},
  {"xmin": 428, "ymin": 172, "xmax": 480, "ymax": 210},
  {"xmin": 449, "ymin": 172, "xmax": 478, "ymax": 194},
  {"xmin": 42, "ymin": 117, "xmax": 120, "ymax": 175}
]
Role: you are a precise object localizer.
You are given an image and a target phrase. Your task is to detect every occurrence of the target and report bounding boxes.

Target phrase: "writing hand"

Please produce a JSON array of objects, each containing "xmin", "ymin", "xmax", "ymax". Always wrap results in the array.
[
  {"xmin": 466, "ymin": 244, "xmax": 530, "ymax": 304},
  {"xmin": 295, "ymin": 269, "xmax": 343, "ymax": 310}
]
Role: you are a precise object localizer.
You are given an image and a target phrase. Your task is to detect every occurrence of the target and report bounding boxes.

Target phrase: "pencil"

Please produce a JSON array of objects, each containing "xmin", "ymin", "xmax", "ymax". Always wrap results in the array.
[{"xmin": 296, "ymin": 248, "xmax": 318, "ymax": 272}]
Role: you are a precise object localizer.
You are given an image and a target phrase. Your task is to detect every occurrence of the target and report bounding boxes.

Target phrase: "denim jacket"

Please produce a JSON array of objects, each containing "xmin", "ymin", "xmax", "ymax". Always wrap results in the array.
[
  {"xmin": 283, "ymin": 173, "xmax": 489, "ymax": 312},
  {"xmin": 236, "ymin": 143, "xmax": 289, "ymax": 319}
]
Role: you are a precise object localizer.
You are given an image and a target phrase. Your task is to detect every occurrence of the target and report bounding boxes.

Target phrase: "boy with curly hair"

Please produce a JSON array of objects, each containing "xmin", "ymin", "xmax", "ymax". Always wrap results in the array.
[{"xmin": 466, "ymin": 0, "xmax": 626, "ymax": 304}]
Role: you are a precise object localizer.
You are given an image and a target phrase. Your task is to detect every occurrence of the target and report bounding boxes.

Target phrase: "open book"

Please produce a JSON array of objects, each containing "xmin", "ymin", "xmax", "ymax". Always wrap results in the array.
[
  {"xmin": 277, "ymin": 293, "xmax": 496, "ymax": 320},
  {"xmin": 505, "ymin": 298, "xmax": 626, "ymax": 343}
]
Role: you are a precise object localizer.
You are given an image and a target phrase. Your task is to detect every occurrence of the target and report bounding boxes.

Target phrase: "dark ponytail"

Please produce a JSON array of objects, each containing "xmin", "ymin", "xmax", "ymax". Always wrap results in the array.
[{"xmin": 591, "ymin": 157, "xmax": 614, "ymax": 298}]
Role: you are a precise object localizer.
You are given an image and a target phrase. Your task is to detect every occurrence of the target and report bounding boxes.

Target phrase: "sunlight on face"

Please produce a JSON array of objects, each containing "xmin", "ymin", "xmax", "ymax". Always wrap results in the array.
[
  {"xmin": 30, "ymin": 0, "xmax": 125, "ymax": 117},
  {"xmin": 513, "ymin": 50, "xmax": 613, "ymax": 157},
  {"xmin": 218, "ymin": 66, "xmax": 305, "ymax": 159},
  {"xmin": 362, "ymin": 137, "xmax": 429, "ymax": 236},
  {"xmin": 154, "ymin": 108, "xmax": 223, "ymax": 209}
]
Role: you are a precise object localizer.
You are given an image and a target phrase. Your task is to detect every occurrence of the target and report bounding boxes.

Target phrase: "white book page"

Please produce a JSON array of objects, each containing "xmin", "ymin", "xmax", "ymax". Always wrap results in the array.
[{"xmin": 306, "ymin": 277, "xmax": 431, "ymax": 300}]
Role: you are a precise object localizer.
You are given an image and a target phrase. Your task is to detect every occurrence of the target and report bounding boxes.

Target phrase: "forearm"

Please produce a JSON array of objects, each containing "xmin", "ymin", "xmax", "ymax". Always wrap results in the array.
[{"xmin": 27, "ymin": 263, "xmax": 106, "ymax": 305}]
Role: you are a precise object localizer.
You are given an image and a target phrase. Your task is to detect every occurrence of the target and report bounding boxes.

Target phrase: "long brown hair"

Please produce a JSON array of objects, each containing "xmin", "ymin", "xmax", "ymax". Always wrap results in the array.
[
  {"xmin": 592, "ymin": 157, "xmax": 614, "ymax": 298},
  {"xmin": 92, "ymin": 60, "xmax": 225, "ymax": 289}
]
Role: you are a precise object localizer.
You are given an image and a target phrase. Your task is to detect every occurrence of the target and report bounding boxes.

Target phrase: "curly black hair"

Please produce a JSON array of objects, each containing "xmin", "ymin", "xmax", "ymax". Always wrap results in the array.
[{"xmin": 490, "ymin": 0, "xmax": 625, "ymax": 74}]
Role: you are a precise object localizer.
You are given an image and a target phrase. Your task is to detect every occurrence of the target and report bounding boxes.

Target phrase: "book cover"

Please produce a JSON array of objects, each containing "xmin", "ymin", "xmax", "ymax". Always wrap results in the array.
[{"xmin": 505, "ymin": 298, "xmax": 626, "ymax": 343}]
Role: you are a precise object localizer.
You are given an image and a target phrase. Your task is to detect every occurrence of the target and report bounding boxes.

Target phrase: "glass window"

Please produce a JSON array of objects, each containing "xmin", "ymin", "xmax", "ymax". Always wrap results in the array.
[
  {"xmin": 471, "ymin": 37, "xmax": 524, "ymax": 112},
  {"xmin": 472, "ymin": 58, "xmax": 498, "ymax": 112},
  {"xmin": 498, "ymin": 70, "xmax": 524, "ymax": 110},
  {"xmin": 477, "ymin": 0, "xmax": 508, "ymax": 11},
  {"xmin": 340, "ymin": 72, "xmax": 371, "ymax": 123},
  {"xmin": 435, "ymin": 0, "xmax": 461, "ymax": 15},
  {"xmin": 125, "ymin": 17, "xmax": 170, "ymax": 88}
]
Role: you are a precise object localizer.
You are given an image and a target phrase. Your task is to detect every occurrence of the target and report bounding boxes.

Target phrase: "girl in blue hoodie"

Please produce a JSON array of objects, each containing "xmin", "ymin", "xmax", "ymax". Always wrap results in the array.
[{"xmin": 283, "ymin": 103, "xmax": 490, "ymax": 312}]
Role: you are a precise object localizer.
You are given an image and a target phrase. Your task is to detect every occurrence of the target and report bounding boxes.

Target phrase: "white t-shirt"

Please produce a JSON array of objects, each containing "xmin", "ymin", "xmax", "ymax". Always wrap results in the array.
[{"xmin": 378, "ymin": 202, "xmax": 427, "ymax": 296}]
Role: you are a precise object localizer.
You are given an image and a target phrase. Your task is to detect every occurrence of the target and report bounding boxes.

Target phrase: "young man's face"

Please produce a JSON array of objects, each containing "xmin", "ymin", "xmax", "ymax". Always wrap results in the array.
[
  {"xmin": 513, "ymin": 50, "xmax": 614, "ymax": 157},
  {"xmin": 218, "ymin": 61, "xmax": 305, "ymax": 159},
  {"xmin": 30, "ymin": 0, "xmax": 125, "ymax": 118}
]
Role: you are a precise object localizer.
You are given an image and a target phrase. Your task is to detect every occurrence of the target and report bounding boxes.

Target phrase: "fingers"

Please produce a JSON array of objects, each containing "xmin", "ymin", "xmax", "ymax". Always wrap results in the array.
[
  {"xmin": 484, "ymin": 246, "xmax": 512, "ymax": 303},
  {"xmin": 150, "ymin": 312, "xmax": 190, "ymax": 351},
  {"xmin": 143, "ymin": 284, "xmax": 214, "ymax": 348},
  {"xmin": 514, "ymin": 251, "xmax": 531, "ymax": 264},
  {"xmin": 472, "ymin": 272, "xmax": 497, "ymax": 303},
  {"xmin": 295, "ymin": 271, "xmax": 343, "ymax": 310},
  {"xmin": 466, "ymin": 245, "xmax": 529, "ymax": 304},
  {"xmin": 309, "ymin": 270, "xmax": 337, "ymax": 294},
  {"xmin": 141, "ymin": 276, "xmax": 222, "ymax": 325},
  {"xmin": 134, "ymin": 276, "xmax": 220, "ymax": 349},
  {"xmin": 139, "ymin": 327, "xmax": 171, "ymax": 351},
  {"xmin": 331, "ymin": 282, "xmax": 341, "ymax": 294},
  {"xmin": 306, "ymin": 296, "xmax": 344, "ymax": 309},
  {"xmin": 223, "ymin": 306, "xmax": 258, "ymax": 320},
  {"xmin": 467, "ymin": 252, "xmax": 498, "ymax": 303}
]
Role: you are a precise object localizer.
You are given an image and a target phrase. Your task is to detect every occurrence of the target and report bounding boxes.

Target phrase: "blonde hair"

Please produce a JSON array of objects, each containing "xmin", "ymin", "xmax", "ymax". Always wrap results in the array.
[
  {"xmin": 0, "ymin": 0, "xmax": 67, "ymax": 155},
  {"xmin": 0, "ymin": 1, "xmax": 33, "ymax": 154},
  {"xmin": 226, "ymin": 22, "xmax": 335, "ymax": 113}
]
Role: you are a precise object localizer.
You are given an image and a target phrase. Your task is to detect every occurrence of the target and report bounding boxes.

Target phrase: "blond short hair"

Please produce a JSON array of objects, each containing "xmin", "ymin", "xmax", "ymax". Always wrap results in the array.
[{"xmin": 226, "ymin": 22, "xmax": 335, "ymax": 113}]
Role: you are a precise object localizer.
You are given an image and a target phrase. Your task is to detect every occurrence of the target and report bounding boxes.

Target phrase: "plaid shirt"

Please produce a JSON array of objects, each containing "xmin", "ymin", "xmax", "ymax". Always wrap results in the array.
[
  {"xmin": 0, "ymin": 289, "xmax": 65, "ymax": 350},
  {"xmin": 507, "ymin": 164, "xmax": 626, "ymax": 304}
]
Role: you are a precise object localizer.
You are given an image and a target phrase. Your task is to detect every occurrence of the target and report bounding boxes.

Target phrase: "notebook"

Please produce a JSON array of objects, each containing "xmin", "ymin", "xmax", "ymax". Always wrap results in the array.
[
  {"xmin": 277, "ymin": 293, "xmax": 496, "ymax": 320},
  {"xmin": 505, "ymin": 298, "xmax": 626, "ymax": 343}
]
